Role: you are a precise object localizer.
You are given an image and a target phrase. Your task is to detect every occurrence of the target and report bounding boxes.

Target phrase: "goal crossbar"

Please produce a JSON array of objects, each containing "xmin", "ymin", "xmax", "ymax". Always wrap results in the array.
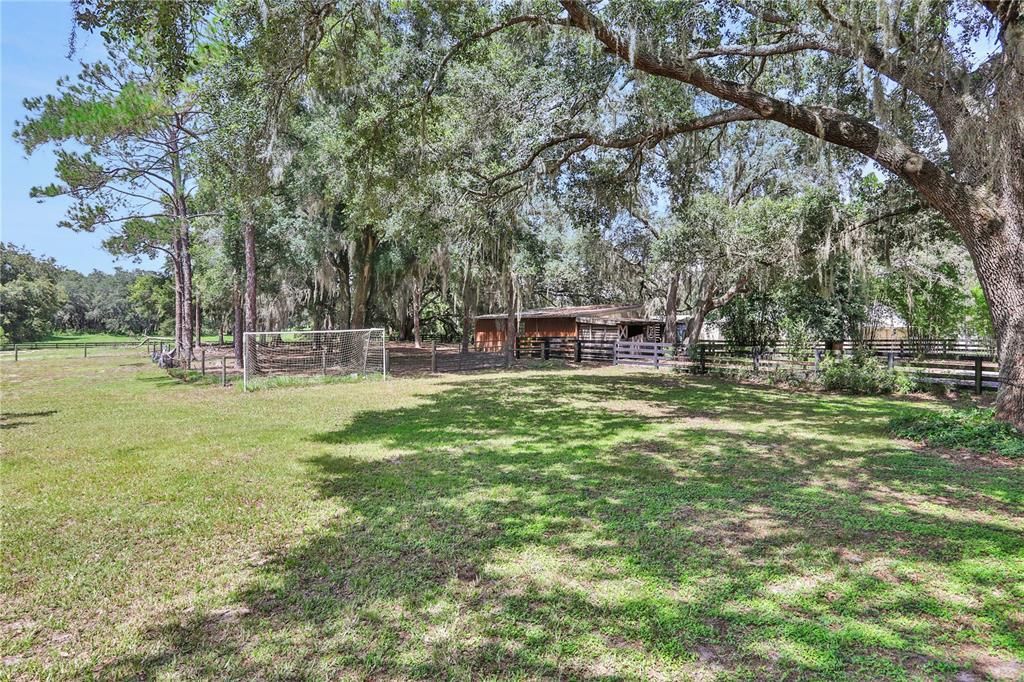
[{"xmin": 243, "ymin": 328, "xmax": 387, "ymax": 390}]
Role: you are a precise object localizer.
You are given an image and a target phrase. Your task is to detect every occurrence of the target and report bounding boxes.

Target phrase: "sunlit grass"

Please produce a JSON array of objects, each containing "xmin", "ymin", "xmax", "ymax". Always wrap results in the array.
[{"xmin": 2, "ymin": 354, "xmax": 1022, "ymax": 680}]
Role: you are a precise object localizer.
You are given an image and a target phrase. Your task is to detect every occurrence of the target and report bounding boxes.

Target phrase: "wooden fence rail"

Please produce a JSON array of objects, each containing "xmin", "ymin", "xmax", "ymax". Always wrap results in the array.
[
  {"xmin": 628, "ymin": 343, "xmax": 1001, "ymax": 394},
  {"xmin": 0, "ymin": 339, "xmax": 145, "ymax": 351}
]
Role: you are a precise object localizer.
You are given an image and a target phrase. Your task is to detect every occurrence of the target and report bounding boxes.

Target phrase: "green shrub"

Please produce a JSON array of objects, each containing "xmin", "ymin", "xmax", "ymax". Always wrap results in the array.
[
  {"xmin": 818, "ymin": 349, "xmax": 915, "ymax": 394},
  {"xmin": 890, "ymin": 406, "xmax": 1024, "ymax": 457}
]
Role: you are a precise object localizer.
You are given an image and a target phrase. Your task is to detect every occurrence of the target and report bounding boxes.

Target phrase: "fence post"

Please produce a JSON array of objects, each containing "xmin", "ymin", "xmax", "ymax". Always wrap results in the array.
[
  {"xmin": 700, "ymin": 346, "xmax": 706, "ymax": 375},
  {"xmin": 221, "ymin": 356, "xmax": 227, "ymax": 387},
  {"xmin": 84, "ymin": 346, "xmax": 88, "ymax": 358},
  {"xmin": 654, "ymin": 343, "xmax": 660, "ymax": 370},
  {"xmin": 13, "ymin": 345, "xmax": 17, "ymax": 362},
  {"xmin": 431, "ymin": 340, "xmax": 437, "ymax": 373},
  {"xmin": 575, "ymin": 338, "xmax": 582, "ymax": 363},
  {"xmin": 887, "ymin": 352, "xmax": 894, "ymax": 371},
  {"xmin": 201, "ymin": 348, "xmax": 206, "ymax": 376},
  {"xmin": 814, "ymin": 348, "xmax": 822, "ymax": 373},
  {"xmin": 975, "ymin": 357, "xmax": 983, "ymax": 395},
  {"xmin": 752, "ymin": 350, "xmax": 760, "ymax": 373},
  {"xmin": 542, "ymin": 337, "xmax": 550, "ymax": 361},
  {"xmin": 613, "ymin": 340, "xmax": 618, "ymax": 366}
]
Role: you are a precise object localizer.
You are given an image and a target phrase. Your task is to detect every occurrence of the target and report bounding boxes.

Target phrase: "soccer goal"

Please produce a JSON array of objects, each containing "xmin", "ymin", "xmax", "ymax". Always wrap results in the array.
[{"xmin": 243, "ymin": 328, "xmax": 386, "ymax": 390}]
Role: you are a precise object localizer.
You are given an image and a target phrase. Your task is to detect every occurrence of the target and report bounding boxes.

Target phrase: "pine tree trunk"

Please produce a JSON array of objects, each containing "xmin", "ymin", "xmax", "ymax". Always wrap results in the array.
[
  {"xmin": 178, "ymin": 222, "xmax": 194, "ymax": 368},
  {"xmin": 232, "ymin": 283, "xmax": 243, "ymax": 364},
  {"xmin": 172, "ymin": 240, "xmax": 184, "ymax": 361},
  {"xmin": 194, "ymin": 290, "xmax": 202, "ymax": 348},
  {"xmin": 169, "ymin": 138, "xmax": 193, "ymax": 368}
]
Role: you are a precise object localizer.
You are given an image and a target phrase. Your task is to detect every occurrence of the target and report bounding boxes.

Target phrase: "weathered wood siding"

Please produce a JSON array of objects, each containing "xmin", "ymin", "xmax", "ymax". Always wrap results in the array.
[
  {"xmin": 523, "ymin": 318, "xmax": 576, "ymax": 337},
  {"xmin": 474, "ymin": 318, "xmax": 507, "ymax": 351},
  {"xmin": 578, "ymin": 322, "xmax": 619, "ymax": 341}
]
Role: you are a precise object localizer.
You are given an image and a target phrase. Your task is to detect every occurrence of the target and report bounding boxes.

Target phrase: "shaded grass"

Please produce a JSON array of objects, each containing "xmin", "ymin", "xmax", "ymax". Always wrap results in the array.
[
  {"xmin": 891, "ymin": 406, "xmax": 1024, "ymax": 457},
  {"xmin": 1, "ymin": 355, "xmax": 1022, "ymax": 680}
]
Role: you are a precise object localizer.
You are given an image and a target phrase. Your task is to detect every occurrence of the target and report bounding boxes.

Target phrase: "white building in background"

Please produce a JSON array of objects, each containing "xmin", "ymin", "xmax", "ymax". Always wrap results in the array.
[{"xmin": 862, "ymin": 303, "xmax": 910, "ymax": 341}]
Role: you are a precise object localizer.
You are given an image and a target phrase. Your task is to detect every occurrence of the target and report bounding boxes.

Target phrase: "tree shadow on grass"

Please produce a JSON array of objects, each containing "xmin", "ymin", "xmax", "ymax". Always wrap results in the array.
[
  {"xmin": 107, "ymin": 373, "xmax": 1024, "ymax": 680},
  {"xmin": 0, "ymin": 409, "xmax": 57, "ymax": 430}
]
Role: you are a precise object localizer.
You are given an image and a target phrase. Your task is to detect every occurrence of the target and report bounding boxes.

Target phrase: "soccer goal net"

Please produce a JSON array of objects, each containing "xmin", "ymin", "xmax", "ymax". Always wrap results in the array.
[{"xmin": 243, "ymin": 328, "xmax": 386, "ymax": 390}]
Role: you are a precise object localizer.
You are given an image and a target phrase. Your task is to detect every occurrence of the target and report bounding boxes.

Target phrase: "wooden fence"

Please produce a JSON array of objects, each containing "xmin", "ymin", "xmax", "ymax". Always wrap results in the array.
[
  {"xmin": 615, "ymin": 340, "xmax": 1001, "ymax": 394},
  {"xmin": 434, "ymin": 335, "xmax": 1002, "ymax": 392},
  {"xmin": 0, "ymin": 339, "xmax": 145, "ymax": 351},
  {"xmin": 429, "ymin": 341, "xmax": 509, "ymax": 373},
  {"xmin": 695, "ymin": 338, "xmax": 997, "ymax": 360}
]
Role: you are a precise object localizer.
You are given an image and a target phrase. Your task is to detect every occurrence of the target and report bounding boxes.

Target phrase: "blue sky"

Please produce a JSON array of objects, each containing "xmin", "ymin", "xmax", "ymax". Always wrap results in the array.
[{"xmin": 2, "ymin": 0, "xmax": 158, "ymax": 272}]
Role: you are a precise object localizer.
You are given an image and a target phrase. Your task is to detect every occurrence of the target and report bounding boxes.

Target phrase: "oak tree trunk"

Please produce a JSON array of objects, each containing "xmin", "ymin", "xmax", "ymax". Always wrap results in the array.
[
  {"xmin": 411, "ymin": 271, "xmax": 423, "ymax": 349},
  {"xmin": 350, "ymin": 226, "xmax": 377, "ymax": 329},
  {"xmin": 965, "ymin": 212, "xmax": 1024, "ymax": 428},
  {"xmin": 504, "ymin": 269, "xmax": 517, "ymax": 367},
  {"xmin": 664, "ymin": 271, "xmax": 680, "ymax": 345},
  {"xmin": 683, "ymin": 297, "xmax": 710, "ymax": 351},
  {"xmin": 460, "ymin": 261, "xmax": 474, "ymax": 353}
]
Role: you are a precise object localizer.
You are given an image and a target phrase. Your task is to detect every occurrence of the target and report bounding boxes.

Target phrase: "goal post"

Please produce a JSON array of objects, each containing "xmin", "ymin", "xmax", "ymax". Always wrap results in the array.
[{"xmin": 242, "ymin": 328, "xmax": 387, "ymax": 390}]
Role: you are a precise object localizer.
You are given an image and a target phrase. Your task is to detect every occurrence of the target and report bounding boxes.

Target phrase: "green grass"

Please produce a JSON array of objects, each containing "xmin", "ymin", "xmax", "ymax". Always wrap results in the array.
[
  {"xmin": 2, "ymin": 354, "xmax": 1022, "ymax": 680},
  {"xmin": 30, "ymin": 331, "xmax": 232, "ymax": 344},
  {"xmin": 891, "ymin": 406, "xmax": 1024, "ymax": 457},
  {"xmin": 37, "ymin": 332, "xmax": 147, "ymax": 343}
]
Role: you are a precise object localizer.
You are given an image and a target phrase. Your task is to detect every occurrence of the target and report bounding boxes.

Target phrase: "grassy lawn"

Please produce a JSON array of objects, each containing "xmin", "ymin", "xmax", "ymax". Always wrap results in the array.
[
  {"xmin": 36, "ymin": 332, "xmax": 147, "ymax": 343},
  {"xmin": 1, "ymin": 353, "xmax": 1022, "ymax": 680}
]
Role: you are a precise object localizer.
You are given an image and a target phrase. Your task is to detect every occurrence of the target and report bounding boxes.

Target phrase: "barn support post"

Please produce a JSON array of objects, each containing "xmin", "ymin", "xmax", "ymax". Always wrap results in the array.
[
  {"xmin": 574, "ymin": 338, "xmax": 581, "ymax": 363},
  {"xmin": 975, "ymin": 357, "xmax": 983, "ymax": 395}
]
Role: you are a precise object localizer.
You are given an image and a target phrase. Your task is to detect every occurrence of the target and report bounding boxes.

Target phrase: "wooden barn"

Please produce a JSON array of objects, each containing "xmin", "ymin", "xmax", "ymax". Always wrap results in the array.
[{"xmin": 474, "ymin": 304, "xmax": 664, "ymax": 350}]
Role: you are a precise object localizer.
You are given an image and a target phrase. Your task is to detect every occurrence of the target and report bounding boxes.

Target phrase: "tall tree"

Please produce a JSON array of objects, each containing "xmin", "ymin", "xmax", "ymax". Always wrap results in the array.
[{"xmin": 14, "ymin": 57, "xmax": 204, "ymax": 364}]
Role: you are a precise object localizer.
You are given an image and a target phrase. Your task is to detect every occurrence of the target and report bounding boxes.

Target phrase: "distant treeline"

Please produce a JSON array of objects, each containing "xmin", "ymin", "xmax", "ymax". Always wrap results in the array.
[{"xmin": 0, "ymin": 243, "xmax": 173, "ymax": 343}]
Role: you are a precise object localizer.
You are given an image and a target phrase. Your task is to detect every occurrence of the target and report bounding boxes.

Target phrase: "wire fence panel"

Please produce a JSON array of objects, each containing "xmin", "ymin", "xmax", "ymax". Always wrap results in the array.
[{"xmin": 243, "ymin": 329, "xmax": 386, "ymax": 390}]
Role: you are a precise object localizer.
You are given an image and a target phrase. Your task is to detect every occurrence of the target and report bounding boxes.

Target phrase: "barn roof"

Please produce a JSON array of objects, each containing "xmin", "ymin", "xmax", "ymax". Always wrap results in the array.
[{"xmin": 475, "ymin": 304, "xmax": 641, "ymax": 320}]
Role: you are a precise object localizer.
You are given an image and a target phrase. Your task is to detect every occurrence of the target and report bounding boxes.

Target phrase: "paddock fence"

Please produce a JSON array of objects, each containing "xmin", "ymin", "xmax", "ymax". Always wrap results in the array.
[
  {"xmin": 363, "ymin": 333, "xmax": 1005, "ymax": 393},
  {"xmin": 613, "ymin": 339, "xmax": 1002, "ymax": 394},
  {"xmin": 0, "ymin": 339, "xmax": 146, "ymax": 351}
]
